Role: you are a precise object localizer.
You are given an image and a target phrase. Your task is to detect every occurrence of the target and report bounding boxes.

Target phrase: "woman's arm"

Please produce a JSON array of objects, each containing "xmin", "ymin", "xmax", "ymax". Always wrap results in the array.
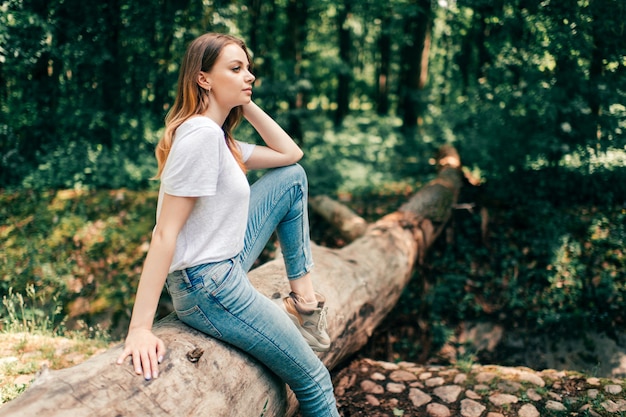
[
  {"xmin": 242, "ymin": 101, "xmax": 303, "ymax": 170},
  {"xmin": 116, "ymin": 193, "xmax": 196, "ymax": 380}
]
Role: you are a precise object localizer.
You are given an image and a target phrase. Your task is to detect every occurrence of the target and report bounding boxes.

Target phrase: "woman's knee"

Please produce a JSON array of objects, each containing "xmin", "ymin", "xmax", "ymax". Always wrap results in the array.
[
  {"xmin": 274, "ymin": 163, "xmax": 308, "ymax": 187},
  {"xmin": 284, "ymin": 163, "xmax": 306, "ymax": 178}
]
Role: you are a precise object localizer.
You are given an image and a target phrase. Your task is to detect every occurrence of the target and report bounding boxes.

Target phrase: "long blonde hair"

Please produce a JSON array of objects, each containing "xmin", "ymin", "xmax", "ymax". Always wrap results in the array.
[{"xmin": 155, "ymin": 33, "xmax": 251, "ymax": 178}]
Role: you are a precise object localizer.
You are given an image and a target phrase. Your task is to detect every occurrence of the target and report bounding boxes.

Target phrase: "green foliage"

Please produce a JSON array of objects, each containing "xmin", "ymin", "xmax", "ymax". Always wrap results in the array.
[
  {"xmin": 360, "ymin": 175, "xmax": 625, "ymax": 362},
  {"xmin": 300, "ymin": 112, "xmax": 427, "ymax": 195},
  {"xmin": 534, "ymin": 208, "xmax": 626, "ymax": 330},
  {"xmin": 417, "ymin": 202, "xmax": 625, "ymax": 347},
  {"xmin": 20, "ymin": 141, "xmax": 158, "ymax": 191},
  {"xmin": 2, "ymin": 0, "xmax": 624, "ymax": 193},
  {"xmin": 0, "ymin": 0, "xmax": 235, "ymax": 189},
  {"xmin": 1, "ymin": 0, "xmax": 625, "ymax": 374},
  {"xmin": 429, "ymin": 0, "xmax": 626, "ymax": 186},
  {"xmin": 0, "ymin": 189, "xmax": 157, "ymax": 336}
]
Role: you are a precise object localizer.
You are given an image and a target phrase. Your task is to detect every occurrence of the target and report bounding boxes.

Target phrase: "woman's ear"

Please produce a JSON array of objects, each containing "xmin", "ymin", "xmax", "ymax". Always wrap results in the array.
[{"xmin": 197, "ymin": 71, "xmax": 211, "ymax": 91}]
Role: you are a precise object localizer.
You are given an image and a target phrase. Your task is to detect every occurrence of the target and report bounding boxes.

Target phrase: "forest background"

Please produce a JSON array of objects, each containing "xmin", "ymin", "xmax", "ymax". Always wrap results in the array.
[{"xmin": 1, "ymin": 0, "xmax": 625, "ymax": 403}]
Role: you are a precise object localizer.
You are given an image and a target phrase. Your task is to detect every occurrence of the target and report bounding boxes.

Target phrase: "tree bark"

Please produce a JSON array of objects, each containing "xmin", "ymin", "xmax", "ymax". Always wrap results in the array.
[{"xmin": 0, "ymin": 146, "xmax": 463, "ymax": 417}]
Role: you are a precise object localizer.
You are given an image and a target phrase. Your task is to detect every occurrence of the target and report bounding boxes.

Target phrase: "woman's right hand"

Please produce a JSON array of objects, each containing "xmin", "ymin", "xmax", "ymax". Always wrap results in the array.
[{"xmin": 116, "ymin": 327, "xmax": 166, "ymax": 380}]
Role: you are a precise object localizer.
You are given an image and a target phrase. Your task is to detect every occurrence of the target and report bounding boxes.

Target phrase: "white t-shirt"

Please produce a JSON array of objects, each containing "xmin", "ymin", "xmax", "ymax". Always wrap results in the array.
[{"xmin": 156, "ymin": 116, "xmax": 256, "ymax": 272}]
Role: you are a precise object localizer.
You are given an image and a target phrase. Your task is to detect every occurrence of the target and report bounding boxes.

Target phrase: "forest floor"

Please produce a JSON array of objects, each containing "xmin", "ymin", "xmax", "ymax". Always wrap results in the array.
[{"xmin": 0, "ymin": 332, "xmax": 112, "ymax": 405}]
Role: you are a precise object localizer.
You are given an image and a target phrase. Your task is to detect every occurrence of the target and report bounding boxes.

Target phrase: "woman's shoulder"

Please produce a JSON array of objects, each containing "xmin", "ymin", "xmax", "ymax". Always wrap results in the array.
[
  {"xmin": 173, "ymin": 117, "xmax": 223, "ymax": 149},
  {"xmin": 178, "ymin": 116, "xmax": 222, "ymax": 135}
]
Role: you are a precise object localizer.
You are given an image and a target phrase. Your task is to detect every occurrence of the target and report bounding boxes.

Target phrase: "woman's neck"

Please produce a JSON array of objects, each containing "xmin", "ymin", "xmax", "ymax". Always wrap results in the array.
[{"xmin": 203, "ymin": 107, "xmax": 228, "ymax": 127}]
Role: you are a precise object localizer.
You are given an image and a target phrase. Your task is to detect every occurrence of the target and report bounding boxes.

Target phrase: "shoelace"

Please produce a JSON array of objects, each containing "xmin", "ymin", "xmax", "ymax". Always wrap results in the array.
[{"xmin": 317, "ymin": 306, "xmax": 328, "ymax": 332}]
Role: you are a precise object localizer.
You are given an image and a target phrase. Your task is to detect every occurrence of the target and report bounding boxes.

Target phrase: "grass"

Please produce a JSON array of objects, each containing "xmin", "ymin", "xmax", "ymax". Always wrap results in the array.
[
  {"xmin": 0, "ymin": 331, "xmax": 113, "ymax": 405},
  {"xmin": 0, "ymin": 286, "xmax": 114, "ymax": 406}
]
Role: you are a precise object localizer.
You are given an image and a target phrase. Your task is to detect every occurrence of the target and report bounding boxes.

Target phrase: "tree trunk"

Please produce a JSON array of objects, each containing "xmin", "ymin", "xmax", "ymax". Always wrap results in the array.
[
  {"xmin": 399, "ymin": 0, "xmax": 432, "ymax": 135},
  {"xmin": 283, "ymin": 0, "xmax": 308, "ymax": 140},
  {"xmin": 0, "ymin": 146, "xmax": 463, "ymax": 417},
  {"xmin": 334, "ymin": 0, "xmax": 352, "ymax": 126},
  {"xmin": 375, "ymin": 5, "xmax": 392, "ymax": 115}
]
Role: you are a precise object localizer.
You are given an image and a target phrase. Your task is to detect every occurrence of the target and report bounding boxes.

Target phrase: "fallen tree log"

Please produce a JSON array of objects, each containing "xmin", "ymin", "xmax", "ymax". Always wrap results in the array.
[
  {"xmin": 309, "ymin": 195, "xmax": 368, "ymax": 242},
  {"xmin": 0, "ymin": 145, "xmax": 463, "ymax": 417}
]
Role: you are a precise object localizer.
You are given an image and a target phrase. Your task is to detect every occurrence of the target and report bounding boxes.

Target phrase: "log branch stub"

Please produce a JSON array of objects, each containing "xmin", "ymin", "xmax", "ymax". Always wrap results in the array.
[{"xmin": 309, "ymin": 195, "xmax": 368, "ymax": 242}]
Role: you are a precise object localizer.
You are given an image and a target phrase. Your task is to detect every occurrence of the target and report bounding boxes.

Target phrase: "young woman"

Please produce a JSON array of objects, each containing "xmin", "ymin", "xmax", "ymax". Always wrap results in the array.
[{"xmin": 116, "ymin": 33, "xmax": 339, "ymax": 416}]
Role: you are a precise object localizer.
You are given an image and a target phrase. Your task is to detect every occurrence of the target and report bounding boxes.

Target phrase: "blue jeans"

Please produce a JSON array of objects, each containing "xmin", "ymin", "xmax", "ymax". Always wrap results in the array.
[{"xmin": 165, "ymin": 164, "xmax": 339, "ymax": 417}]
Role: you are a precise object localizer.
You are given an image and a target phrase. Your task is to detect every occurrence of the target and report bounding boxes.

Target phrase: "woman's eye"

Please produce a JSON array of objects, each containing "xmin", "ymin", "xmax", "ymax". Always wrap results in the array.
[{"xmin": 232, "ymin": 66, "xmax": 241, "ymax": 72}]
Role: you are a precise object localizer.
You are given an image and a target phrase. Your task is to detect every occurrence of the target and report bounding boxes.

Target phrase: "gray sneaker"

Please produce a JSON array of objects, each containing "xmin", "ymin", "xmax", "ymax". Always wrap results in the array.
[{"xmin": 283, "ymin": 292, "xmax": 331, "ymax": 352}]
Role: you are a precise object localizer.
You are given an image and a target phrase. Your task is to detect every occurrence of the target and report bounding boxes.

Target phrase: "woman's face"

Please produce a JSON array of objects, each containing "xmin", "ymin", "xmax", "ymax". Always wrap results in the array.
[{"xmin": 204, "ymin": 43, "xmax": 255, "ymax": 111}]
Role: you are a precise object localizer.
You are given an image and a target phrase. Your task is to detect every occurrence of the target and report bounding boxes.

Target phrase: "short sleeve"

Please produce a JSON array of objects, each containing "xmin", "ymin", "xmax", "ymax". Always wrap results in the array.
[
  {"xmin": 236, "ymin": 141, "xmax": 256, "ymax": 162},
  {"xmin": 162, "ymin": 125, "xmax": 222, "ymax": 197}
]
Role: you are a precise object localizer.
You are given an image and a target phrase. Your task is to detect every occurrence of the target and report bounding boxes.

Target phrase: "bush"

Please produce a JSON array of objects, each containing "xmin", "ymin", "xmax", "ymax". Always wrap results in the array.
[{"xmin": 0, "ymin": 189, "xmax": 157, "ymax": 337}]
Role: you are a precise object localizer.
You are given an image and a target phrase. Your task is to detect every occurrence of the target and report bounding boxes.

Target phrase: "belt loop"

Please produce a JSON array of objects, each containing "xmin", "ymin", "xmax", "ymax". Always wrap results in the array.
[
  {"xmin": 168, "ymin": 269, "xmax": 192, "ymax": 286},
  {"xmin": 181, "ymin": 269, "xmax": 192, "ymax": 286}
]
